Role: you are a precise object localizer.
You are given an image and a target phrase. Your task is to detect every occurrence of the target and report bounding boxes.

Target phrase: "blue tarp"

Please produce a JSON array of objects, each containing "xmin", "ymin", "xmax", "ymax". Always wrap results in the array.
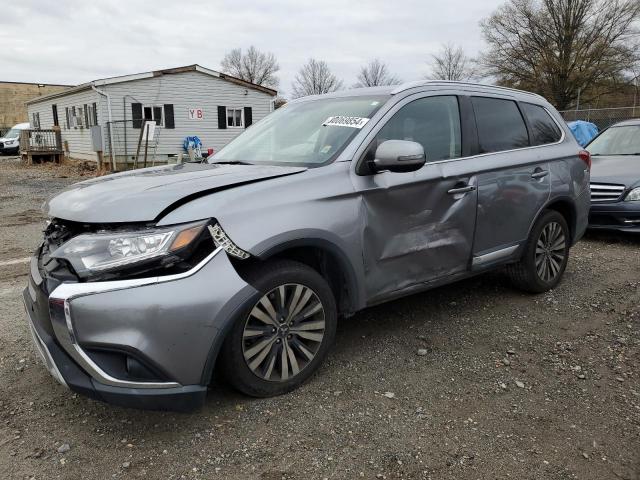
[
  {"xmin": 567, "ymin": 121, "xmax": 598, "ymax": 147},
  {"xmin": 183, "ymin": 136, "xmax": 202, "ymax": 152}
]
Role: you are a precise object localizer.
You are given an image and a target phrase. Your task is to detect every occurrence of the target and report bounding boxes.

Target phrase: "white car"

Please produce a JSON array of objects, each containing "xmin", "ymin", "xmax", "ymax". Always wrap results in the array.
[{"xmin": 0, "ymin": 122, "xmax": 30, "ymax": 154}]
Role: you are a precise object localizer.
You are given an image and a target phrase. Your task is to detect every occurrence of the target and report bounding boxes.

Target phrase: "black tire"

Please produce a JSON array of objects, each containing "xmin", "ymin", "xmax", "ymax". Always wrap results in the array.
[
  {"xmin": 220, "ymin": 259, "xmax": 337, "ymax": 397},
  {"xmin": 507, "ymin": 209, "xmax": 570, "ymax": 293}
]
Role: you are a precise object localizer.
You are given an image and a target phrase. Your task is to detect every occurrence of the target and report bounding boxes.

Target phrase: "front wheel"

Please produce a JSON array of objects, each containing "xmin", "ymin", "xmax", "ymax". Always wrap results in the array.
[
  {"xmin": 220, "ymin": 260, "xmax": 337, "ymax": 397},
  {"xmin": 507, "ymin": 210, "xmax": 570, "ymax": 293}
]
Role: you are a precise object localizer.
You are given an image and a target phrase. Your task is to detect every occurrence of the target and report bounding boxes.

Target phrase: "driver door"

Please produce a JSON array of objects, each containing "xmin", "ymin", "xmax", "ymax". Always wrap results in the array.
[{"xmin": 351, "ymin": 95, "xmax": 478, "ymax": 303}]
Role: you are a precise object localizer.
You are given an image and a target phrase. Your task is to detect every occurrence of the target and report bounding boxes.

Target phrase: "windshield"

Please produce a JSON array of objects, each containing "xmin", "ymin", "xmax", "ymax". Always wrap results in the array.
[
  {"xmin": 4, "ymin": 129, "xmax": 20, "ymax": 139},
  {"xmin": 210, "ymin": 95, "xmax": 390, "ymax": 167},
  {"xmin": 587, "ymin": 125, "xmax": 640, "ymax": 156}
]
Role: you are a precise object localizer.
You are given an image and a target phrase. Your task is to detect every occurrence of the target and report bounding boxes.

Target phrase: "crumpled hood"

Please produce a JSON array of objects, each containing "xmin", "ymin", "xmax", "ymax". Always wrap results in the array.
[
  {"xmin": 590, "ymin": 155, "xmax": 640, "ymax": 187},
  {"xmin": 45, "ymin": 163, "xmax": 307, "ymax": 223}
]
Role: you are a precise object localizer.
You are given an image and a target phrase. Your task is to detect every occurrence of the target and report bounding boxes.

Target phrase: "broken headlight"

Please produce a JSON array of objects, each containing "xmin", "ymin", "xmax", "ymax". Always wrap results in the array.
[{"xmin": 51, "ymin": 221, "xmax": 206, "ymax": 276}]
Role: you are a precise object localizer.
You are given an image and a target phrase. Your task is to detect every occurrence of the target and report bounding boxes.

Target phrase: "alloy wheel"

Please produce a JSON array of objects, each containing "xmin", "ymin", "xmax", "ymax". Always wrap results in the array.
[
  {"xmin": 242, "ymin": 283, "xmax": 326, "ymax": 382},
  {"xmin": 535, "ymin": 221, "xmax": 566, "ymax": 282}
]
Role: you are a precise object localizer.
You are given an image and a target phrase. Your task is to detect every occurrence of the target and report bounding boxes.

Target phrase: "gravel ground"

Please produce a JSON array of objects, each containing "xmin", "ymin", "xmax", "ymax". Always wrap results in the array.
[{"xmin": 0, "ymin": 155, "xmax": 638, "ymax": 480}]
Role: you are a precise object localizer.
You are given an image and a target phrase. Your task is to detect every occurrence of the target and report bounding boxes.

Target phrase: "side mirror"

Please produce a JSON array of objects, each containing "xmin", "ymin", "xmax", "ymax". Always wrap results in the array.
[{"xmin": 373, "ymin": 140, "xmax": 426, "ymax": 173}]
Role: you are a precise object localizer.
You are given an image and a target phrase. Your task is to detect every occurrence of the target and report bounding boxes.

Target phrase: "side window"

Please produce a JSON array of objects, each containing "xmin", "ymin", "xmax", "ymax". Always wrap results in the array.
[
  {"xmin": 141, "ymin": 105, "xmax": 163, "ymax": 126},
  {"xmin": 374, "ymin": 96, "xmax": 461, "ymax": 162},
  {"xmin": 471, "ymin": 97, "xmax": 529, "ymax": 153},
  {"xmin": 227, "ymin": 107, "xmax": 244, "ymax": 128},
  {"xmin": 521, "ymin": 103, "xmax": 562, "ymax": 145}
]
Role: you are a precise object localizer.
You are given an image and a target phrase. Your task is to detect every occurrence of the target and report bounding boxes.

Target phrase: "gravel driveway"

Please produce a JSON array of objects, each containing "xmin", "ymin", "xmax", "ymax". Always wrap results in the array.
[{"xmin": 0, "ymin": 156, "xmax": 638, "ymax": 480}]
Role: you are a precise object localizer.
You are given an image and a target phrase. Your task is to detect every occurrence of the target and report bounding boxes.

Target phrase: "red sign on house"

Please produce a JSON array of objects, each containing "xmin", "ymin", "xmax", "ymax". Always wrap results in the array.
[{"xmin": 188, "ymin": 108, "xmax": 204, "ymax": 120}]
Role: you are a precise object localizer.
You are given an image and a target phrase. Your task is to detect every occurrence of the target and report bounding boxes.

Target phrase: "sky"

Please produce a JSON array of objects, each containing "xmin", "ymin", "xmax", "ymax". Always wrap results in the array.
[{"xmin": 1, "ymin": 0, "xmax": 504, "ymax": 98}]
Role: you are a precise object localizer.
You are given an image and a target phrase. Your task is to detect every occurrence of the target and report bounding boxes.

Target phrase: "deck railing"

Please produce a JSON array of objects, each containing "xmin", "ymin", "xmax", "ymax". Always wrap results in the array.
[{"xmin": 19, "ymin": 129, "xmax": 63, "ymax": 153}]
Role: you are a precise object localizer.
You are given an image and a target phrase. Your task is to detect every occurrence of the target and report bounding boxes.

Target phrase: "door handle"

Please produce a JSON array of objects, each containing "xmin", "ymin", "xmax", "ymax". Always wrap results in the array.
[
  {"xmin": 531, "ymin": 170, "xmax": 549, "ymax": 179},
  {"xmin": 447, "ymin": 185, "xmax": 476, "ymax": 195}
]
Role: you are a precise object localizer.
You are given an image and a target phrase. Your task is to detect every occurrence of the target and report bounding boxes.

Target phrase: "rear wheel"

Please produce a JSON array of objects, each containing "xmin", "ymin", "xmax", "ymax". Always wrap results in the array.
[
  {"xmin": 507, "ymin": 210, "xmax": 570, "ymax": 293},
  {"xmin": 221, "ymin": 260, "xmax": 337, "ymax": 397}
]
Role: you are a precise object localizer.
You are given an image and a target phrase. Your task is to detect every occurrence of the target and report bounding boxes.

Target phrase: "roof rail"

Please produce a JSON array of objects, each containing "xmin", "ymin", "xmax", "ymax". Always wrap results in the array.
[{"xmin": 390, "ymin": 80, "xmax": 545, "ymax": 99}]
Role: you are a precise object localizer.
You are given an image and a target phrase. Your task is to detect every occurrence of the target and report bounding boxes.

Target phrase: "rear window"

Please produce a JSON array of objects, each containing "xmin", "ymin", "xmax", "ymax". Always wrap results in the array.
[
  {"xmin": 472, "ymin": 97, "xmax": 529, "ymax": 153},
  {"xmin": 521, "ymin": 103, "xmax": 562, "ymax": 145}
]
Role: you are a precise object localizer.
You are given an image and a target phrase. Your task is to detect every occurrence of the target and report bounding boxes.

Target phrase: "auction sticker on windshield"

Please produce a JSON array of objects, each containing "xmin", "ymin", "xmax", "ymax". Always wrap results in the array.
[{"xmin": 323, "ymin": 116, "xmax": 370, "ymax": 129}]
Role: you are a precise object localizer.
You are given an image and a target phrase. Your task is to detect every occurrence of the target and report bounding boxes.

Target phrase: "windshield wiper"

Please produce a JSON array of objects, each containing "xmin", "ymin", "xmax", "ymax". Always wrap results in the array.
[{"xmin": 209, "ymin": 160, "xmax": 253, "ymax": 165}]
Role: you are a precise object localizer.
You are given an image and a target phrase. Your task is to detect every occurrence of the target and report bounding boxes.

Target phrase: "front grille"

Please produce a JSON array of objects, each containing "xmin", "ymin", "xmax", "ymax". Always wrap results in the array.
[{"xmin": 590, "ymin": 183, "xmax": 626, "ymax": 203}]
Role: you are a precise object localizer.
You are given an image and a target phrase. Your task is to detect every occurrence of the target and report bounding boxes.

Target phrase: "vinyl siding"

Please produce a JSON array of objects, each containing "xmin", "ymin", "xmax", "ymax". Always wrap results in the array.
[
  {"xmin": 27, "ymin": 89, "xmax": 101, "ymax": 161},
  {"xmin": 98, "ymin": 71, "xmax": 274, "ymax": 158},
  {"xmin": 27, "ymin": 70, "xmax": 274, "ymax": 163}
]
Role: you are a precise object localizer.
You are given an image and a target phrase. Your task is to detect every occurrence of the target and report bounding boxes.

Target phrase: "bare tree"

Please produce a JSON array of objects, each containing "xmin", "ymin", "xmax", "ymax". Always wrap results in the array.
[
  {"xmin": 291, "ymin": 59, "xmax": 344, "ymax": 98},
  {"xmin": 428, "ymin": 43, "xmax": 475, "ymax": 81},
  {"xmin": 353, "ymin": 59, "xmax": 401, "ymax": 87},
  {"xmin": 221, "ymin": 46, "xmax": 280, "ymax": 89},
  {"xmin": 479, "ymin": 0, "xmax": 640, "ymax": 110}
]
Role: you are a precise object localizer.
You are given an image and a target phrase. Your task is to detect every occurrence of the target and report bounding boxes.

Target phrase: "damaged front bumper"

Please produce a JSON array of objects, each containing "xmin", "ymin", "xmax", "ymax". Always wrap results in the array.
[{"xmin": 23, "ymin": 246, "xmax": 258, "ymax": 411}]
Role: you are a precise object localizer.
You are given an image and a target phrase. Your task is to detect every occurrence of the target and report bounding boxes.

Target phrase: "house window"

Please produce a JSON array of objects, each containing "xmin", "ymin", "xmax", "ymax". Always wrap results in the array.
[
  {"xmin": 76, "ymin": 106, "xmax": 85, "ymax": 128},
  {"xmin": 70, "ymin": 106, "xmax": 79, "ymax": 128},
  {"xmin": 132, "ymin": 103, "xmax": 173, "ymax": 129},
  {"xmin": 31, "ymin": 112, "xmax": 41, "ymax": 129},
  {"xmin": 143, "ymin": 105, "xmax": 163, "ymax": 126},
  {"xmin": 226, "ymin": 107, "xmax": 244, "ymax": 128},
  {"xmin": 84, "ymin": 103, "xmax": 99, "ymax": 127}
]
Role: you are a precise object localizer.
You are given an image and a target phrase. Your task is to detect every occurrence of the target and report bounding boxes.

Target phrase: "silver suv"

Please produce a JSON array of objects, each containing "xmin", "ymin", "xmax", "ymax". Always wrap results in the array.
[{"xmin": 23, "ymin": 82, "xmax": 591, "ymax": 410}]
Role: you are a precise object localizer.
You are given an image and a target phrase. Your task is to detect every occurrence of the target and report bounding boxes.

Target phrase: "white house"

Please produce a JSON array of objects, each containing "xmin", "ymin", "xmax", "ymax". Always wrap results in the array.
[{"xmin": 25, "ymin": 65, "xmax": 276, "ymax": 166}]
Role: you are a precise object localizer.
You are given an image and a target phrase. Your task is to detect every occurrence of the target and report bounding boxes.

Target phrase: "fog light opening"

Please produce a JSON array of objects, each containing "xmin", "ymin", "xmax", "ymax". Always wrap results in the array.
[{"xmin": 125, "ymin": 356, "xmax": 159, "ymax": 381}]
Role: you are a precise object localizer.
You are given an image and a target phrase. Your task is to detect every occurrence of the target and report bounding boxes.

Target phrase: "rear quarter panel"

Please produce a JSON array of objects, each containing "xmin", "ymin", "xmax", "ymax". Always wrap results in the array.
[{"xmin": 546, "ymin": 107, "xmax": 590, "ymax": 243}]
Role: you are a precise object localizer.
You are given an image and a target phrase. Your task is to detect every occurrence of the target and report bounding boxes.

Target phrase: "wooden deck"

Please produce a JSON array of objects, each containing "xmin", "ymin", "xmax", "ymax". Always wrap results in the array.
[{"xmin": 19, "ymin": 129, "xmax": 64, "ymax": 164}]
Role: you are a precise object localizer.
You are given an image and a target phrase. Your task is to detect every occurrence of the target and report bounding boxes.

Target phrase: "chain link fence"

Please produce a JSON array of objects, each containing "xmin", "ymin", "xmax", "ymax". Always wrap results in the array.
[
  {"xmin": 559, "ymin": 106, "xmax": 639, "ymax": 130},
  {"xmin": 105, "ymin": 119, "xmax": 164, "ymax": 169},
  {"xmin": 0, "ymin": 126, "xmax": 10, "ymax": 137}
]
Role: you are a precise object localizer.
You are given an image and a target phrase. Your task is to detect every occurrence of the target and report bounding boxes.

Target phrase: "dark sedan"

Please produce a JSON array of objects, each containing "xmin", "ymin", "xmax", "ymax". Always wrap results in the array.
[{"xmin": 587, "ymin": 119, "xmax": 640, "ymax": 232}]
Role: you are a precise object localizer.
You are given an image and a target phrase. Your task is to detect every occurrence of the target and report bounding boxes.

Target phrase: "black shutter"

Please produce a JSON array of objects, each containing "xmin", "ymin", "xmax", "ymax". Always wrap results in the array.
[
  {"xmin": 92, "ymin": 102, "xmax": 98, "ymax": 126},
  {"xmin": 132, "ymin": 103, "xmax": 143, "ymax": 129},
  {"xmin": 244, "ymin": 107, "xmax": 253, "ymax": 127},
  {"xmin": 52, "ymin": 105, "xmax": 59, "ymax": 127},
  {"xmin": 163, "ymin": 104, "xmax": 174, "ymax": 129},
  {"xmin": 153, "ymin": 106, "xmax": 163, "ymax": 125},
  {"xmin": 65, "ymin": 107, "xmax": 70, "ymax": 129},
  {"xmin": 217, "ymin": 106, "xmax": 227, "ymax": 129},
  {"xmin": 84, "ymin": 104, "xmax": 89, "ymax": 128}
]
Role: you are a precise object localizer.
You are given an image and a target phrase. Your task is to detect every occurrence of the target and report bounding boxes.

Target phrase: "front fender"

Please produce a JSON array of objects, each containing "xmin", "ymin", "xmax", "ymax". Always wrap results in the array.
[{"xmin": 251, "ymin": 230, "xmax": 366, "ymax": 311}]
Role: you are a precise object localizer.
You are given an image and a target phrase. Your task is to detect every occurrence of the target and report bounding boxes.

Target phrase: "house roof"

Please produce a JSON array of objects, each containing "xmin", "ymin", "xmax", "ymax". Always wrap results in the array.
[{"xmin": 26, "ymin": 64, "xmax": 277, "ymax": 104}]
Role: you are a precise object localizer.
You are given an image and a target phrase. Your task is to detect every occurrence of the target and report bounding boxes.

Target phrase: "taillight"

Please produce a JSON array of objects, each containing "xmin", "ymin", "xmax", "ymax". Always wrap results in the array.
[{"xmin": 578, "ymin": 150, "xmax": 591, "ymax": 170}]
